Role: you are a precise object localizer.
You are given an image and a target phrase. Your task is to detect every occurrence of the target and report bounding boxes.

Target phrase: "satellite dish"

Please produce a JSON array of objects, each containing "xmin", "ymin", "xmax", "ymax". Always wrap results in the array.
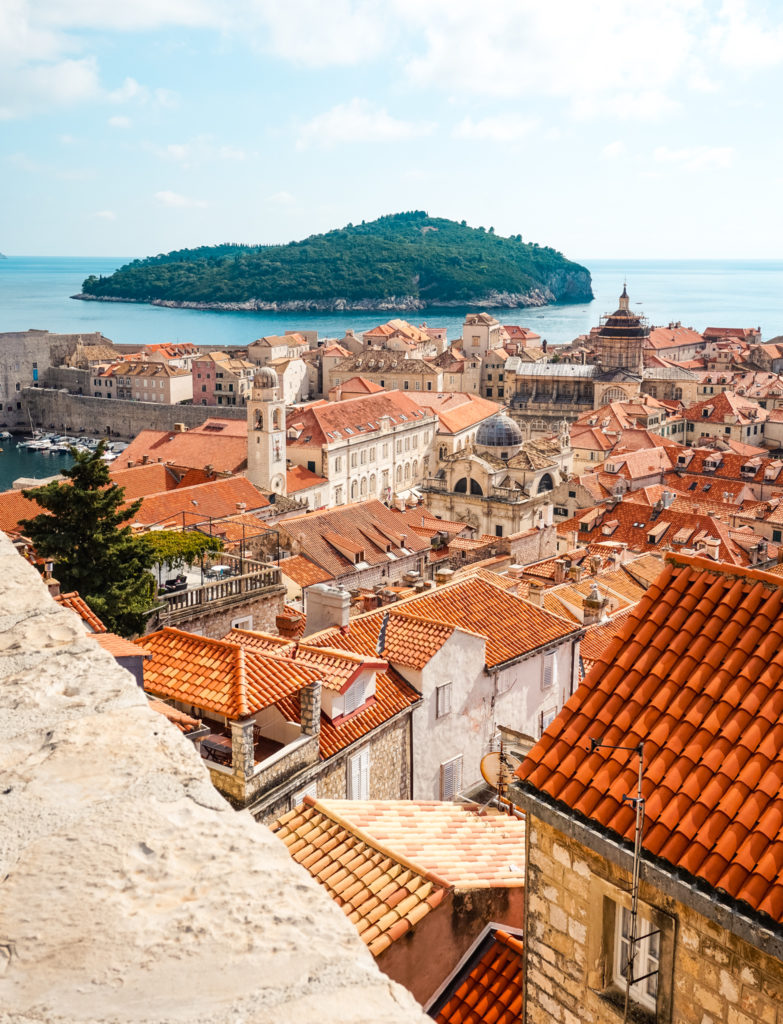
[{"xmin": 481, "ymin": 750, "xmax": 522, "ymax": 791}]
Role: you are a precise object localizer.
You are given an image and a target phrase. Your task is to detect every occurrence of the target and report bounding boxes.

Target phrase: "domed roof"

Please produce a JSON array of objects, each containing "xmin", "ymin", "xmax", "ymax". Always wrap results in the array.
[
  {"xmin": 255, "ymin": 366, "xmax": 279, "ymax": 389},
  {"xmin": 475, "ymin": 413, "xmax": 524, "ymax": 450}
]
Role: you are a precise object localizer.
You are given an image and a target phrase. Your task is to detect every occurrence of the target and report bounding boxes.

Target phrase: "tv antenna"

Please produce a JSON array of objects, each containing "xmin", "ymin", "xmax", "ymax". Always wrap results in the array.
[
  {"xmin": 480, "ymin": 742, "xmax": 522, "ymax": 814},
  {"xmin": 589, "ymin": 737, "xmax": 658, "ymax": 1022}
]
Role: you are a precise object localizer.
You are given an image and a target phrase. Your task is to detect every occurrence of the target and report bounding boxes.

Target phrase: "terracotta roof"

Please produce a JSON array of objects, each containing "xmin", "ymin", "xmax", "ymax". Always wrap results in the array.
[
  {"xmin": 310, "ymin": 609, "xmax": 459, "ymax": 671},
  {"xmin": 0, "ymin": 489, "xmax": 41, "ymax": 535},
  {"xmin": 516, "ymin": 553, "xmax": 783, "ymax": 928},
  {"xmin": 414, "ymin": 393, "xmax": 502, "ymax": 434},
  {"xmin": 279, "ymin": 555, "xmax": 334, "ymax": 587},
  {"xmin": 579, "ymin": 608, "xmax": 637, "ymax": 676},
  {"xmin": 120, "ymin": 420, "xmax": 248, "ymax": 474},
  {"xmin": 286, "ymin": 390, "xmax": 435, "ymax": 448},
  {"xmin": 432, "ymin": 929, "xmax": 525, "ymax": 1024},
  {"xmin": 320, "ymin": 800, "xmax": 526, "ymax": 889},
  {"xmin": 140, "ymin": 627, "xmax": 322, "ymax": 718},
  {"xmin": 286, "ymin": 465, "xmax": 328, "ymax": 493},
  {"xmin": 273, "ymin": 799, "xmax": 448, "ymax": 956},
  {"xmin": 131, "ymin": 476, "xmax": 269, "ymax": 529},
  {"xmin": 54, "ymin": 591, "xmax": 107, "ymax": 633},
  {"xmin": 646, "ymin": 325, "xmax": 703, "ymax": 351},
  {"xmin": 147, "ymin": 697, "xmax": 203, "ymax": 734},
  {"xmin": 683, "ymin": 391, "xmax": 767, "ymax": 426},
  {"xmin": 95, "ymin": 632, "xmax": 150, "ymax": 659},
  {"xmin": 108, "ymin": 463, "xmax": 181, "ymax": 500},
  {"xmin": 311, "ymin": 577, "xmax": 578, "ymax": 670},
  {"xmin": 330, "ymin": 375, "xmax": 384, "ymax": 395},
  {"xmin": 279, "ymin": 500, "xmax": 430, "ymax": 579}
]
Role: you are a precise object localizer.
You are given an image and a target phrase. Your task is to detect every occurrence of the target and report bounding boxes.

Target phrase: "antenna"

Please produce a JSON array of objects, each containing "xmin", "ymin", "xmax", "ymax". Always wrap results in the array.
[
  {"xmin": 375, "ymin": 610, "xmax": 390, "ymax": 656},
  {"xmin": 588, "ymin": 736, "xmax": 655, "ymax": 1022}
]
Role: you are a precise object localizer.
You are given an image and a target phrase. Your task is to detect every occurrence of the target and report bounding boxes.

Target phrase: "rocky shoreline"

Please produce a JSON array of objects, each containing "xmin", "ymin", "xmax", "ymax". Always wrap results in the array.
[{"xmin": 71, "ymin": 286, "xmax": 582, "ymax": 312}]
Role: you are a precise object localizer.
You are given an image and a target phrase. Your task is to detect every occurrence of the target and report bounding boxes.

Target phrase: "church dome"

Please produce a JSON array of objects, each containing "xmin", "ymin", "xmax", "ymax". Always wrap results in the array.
[
  {"xmin": 475, "ymin": 413, "xmax": 524, "ymax": 450},
  {"xmin": 255, "ymin": 366, "xmax": 279, "ymax": 389}
]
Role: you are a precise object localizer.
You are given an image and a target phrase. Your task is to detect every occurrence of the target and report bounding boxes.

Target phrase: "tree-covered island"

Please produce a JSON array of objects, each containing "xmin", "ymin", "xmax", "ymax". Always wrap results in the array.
[{"xmin": 76, "ymin": 211, "xmax": 593, "ymax": 312}]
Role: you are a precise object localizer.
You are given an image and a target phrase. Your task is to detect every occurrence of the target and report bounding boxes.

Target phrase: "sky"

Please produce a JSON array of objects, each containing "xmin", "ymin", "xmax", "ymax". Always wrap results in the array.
[{"xmin": 3, "ymin": 0, "xmax": 783, "ymax": 260}]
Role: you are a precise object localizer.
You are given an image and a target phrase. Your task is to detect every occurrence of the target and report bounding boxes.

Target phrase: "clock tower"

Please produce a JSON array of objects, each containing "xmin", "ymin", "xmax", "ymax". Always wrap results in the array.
[{"xmin": 247, "ymin": 367, "xmax": 287, "ymax": 495}]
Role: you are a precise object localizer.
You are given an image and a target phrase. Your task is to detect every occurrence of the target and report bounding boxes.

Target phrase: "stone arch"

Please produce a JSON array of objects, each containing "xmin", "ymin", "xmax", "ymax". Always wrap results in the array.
[
  {"xmin": 272, "ymin": 408, "xmax": 281, "ymax": 429},
  {"xmin": 602, "ymin": 386, "xmax": 628, "ymax": 403},
  {"xmin": 537, "ymin": 473, "xmax": 554, "ymax": 493},
  {"xmin": 369, "ymin": 473, "xmax": 376, "ymax": 494},
  {"xmin": 455, "ymin": 477, "xmax": 483, "ymax": 495},
  {"xmin": 412, "ymin": 459, "xmax": 418, "ymax": 479},
  {"xmin": 404, "ymin": 462, "xmax": 411, "ymax": 480},
  {"xmin": 396, "ymin": 464, "xmax": 403, "ymax": 483},
  {"xmin": 351, "ymin": 480, "xmax": 358, "ymax": 500},
  {"xmin": 360, "ymin": 477, "xmax": 367, "ymax": 497}
]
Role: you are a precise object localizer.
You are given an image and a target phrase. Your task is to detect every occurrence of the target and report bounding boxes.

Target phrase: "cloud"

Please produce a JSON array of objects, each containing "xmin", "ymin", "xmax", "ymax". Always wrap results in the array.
[
  {"xmin": 653, "ymin": 145, "xmax": 734, "ymax": 170},
  {"xmin": 297, "ymin": 98, "xmax": 433, "ymax": 150},
  {"xmin": 452, "ymin": 113, "xmax": 537, "ymax": 142},
  {"xmin": 108, "ymin": 115, "xmax": 130, "ymax": 127},
  {"xmin": 93, "ymin": 209, "xmax": 117, "ymax": 220},
  {"xmin": 145, "ymin": 135, "xmax": 246, "ymax": 166},
  {"xmin": 708, "ymin": 0, "xmax": 783, "ymax": 70},
  {"xmin": 601, "ymin": 140, "xmax": 626, "ymax": 160},
  {"xmin": 267, "ymin": 190, "xmax": 295, "ymax": 205},
  {"xmin": 154, "ymin": 190, "xmax": 207, "ymax": 208}
]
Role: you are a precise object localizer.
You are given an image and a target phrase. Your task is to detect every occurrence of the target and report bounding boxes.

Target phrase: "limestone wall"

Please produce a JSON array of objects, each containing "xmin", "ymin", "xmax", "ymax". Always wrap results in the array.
[
  {"xmin": 522, "ymin": 813, "xmax": 783, "ymax": 1024},
  {"xmin": 23, "ymin": 386, "xmax": 246, "ymax": 440},
  {"xmin": 0, "ymin": 531, "xmax": 428, "ymax": 1024}
]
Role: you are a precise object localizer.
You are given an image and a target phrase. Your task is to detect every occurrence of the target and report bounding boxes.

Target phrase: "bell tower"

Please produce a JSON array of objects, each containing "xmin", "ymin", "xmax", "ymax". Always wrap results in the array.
[{"xmin": 247, "ymin": 368, "xmax": 287, "ymax": 495}]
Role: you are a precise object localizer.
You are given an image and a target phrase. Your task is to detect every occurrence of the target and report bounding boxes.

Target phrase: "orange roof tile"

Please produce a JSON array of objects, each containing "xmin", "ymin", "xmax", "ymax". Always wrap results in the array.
[
  {"xmin": 95, "ymin": 632, "xmax": 150, "ymax": 658},
  {"xmin": 286, "ymin": 390, "xmax": 435, "ymax": 448},
  {"xmin": 280, "ymin": 555, "xmax": 334, "ymax": 587},
  {"xmin": 147, "ymin": 698, "xmax": 203, "ymax": 735},
  {"xmin": 432, "ymin": 929, "xmax": 524, "ymax": 1024},
  {"xmin": 54, "ymin": 591, "xmax": 107, "ymax": 633},
  {"xmin": 414, "ymin": 392, "xmax": 502, "ymax": 434},
  {"xmin": 286, "ymin": 465, "xmax": 328, "ymax": 493},
  {"xmin": 140, "ymin": 627, "xmax": 322, "ymax": 718},
  {"xmin": 321, "ymin": 800, "xmax": 526, "ymax": 889},
  {"xmin": 131, "ymin": 476, "xmax": 269, "ymax": 529},
  {"xmin": 0, "ymin": 488, "xmax": 41, "ymax": 535},
  {"xmin": 517, "ymin": 553, "xmax": 783, "ymax": 928},
  {"xmin": 120, "ymin": 420, "xmax": 248, "ymax": 474},
  {"xmin": 273, "ymin": 799, "xmax": 448, "ymax": 956}
]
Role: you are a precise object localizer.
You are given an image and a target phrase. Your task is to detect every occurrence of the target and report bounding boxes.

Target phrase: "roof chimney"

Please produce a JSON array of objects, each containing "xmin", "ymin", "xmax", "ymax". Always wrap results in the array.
[
  {"xmin": 303, "ymin": 584, "xmax": 351, "ymax": 636},
  {"xmin": 527, "ymin": 581, "xmax": 545, "ymax": 607},
  {"xmin": 553, "ymin": 558, "xmax": 567, "ymax": 584},
  {"xmin": 583, "ymin": 583, "xmax": 609, "ymax": 626}
]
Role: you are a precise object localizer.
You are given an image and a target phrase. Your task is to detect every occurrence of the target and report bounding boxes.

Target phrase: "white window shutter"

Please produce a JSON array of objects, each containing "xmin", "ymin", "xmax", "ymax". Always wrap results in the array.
[
  {"xmin": 542, "ymin": 653, "xmax": 556, "ymax": 689},
  {"xmin": 440, "ymin": 755, "xmax": 463, "ymax": 800},
  {"xmin": 349, "ymin": 747, "xmax": 370, "ymax": 799},
  {"xmin": 436, "ymin": 682, "xmax": 452, "ymax": 718},
  {"xmin": 344, "ymin": 679, "xmax": 366, "ymax": 716}
]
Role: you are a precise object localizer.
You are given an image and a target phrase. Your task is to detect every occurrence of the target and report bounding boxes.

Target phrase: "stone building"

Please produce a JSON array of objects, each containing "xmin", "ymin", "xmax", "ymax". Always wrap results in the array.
[
  {"xmin": 0, "ymin": 531, "xmax": 429, "ymax": 1024},
  {"xmin": 304, "ymin": 574, "xmax": 582, "ymax": 800},
  {"xmin": 325, "ymin": 352, "xmax": 443, "ymax": 395},
  {"xmin": 140, "ymin": 622, "xmax": 419, "ymax": 822},
  {"xmin": 192, "ymin": 350, "xmax": 256, "ymax": 406},
  {"xmin": 514, "ymin": 553, "xmax": 783, "ymax": 1024},
  {"xmin": 422, "ymin": 413, "xmax": 572, "ymax": 537}
]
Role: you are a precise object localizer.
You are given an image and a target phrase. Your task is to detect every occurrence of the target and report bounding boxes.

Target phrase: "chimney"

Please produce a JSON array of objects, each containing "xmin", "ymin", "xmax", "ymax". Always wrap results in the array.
[
  {"xmin": 590, "ymin": 555, "xmax": 602, "ymax": 574},
  {"xmin": 303, "ymin": 583, "xmax": 351, "ymax": 636},
  {"xmin": 236, "ymin": 502, "xmax": 247, "ymax": 511},
  {"xmin": 542, "ymin": 339, "xmax": 548, "ymax": 353},
  {"xmin": 299, "ymin": 680, "xmax": 322, "ymax": 737},
  {"xmin": 662, "ymin": 490, "xmax": 674, "ymax": 509},
  {"xmin": 173, "ymin": 422, "xmax": 187, "ymax": 432},
  {"xmin": 569, "ymin": 564, "xmax": 583, "ymax": 583},
  {"xmin": 553, "ymin": 558, "xmax": 567, "ymax": 584},
  {"xmin": 527, "ymin": 581, "xmax": 545, "ymax": 607},
  {"xmin": 46, "ymin": 576, "xmax": 61, "ymax": 598},
  {"xmin": 142, "ymin": 454, "xmax": 149, "ymax": 465},
  {"xmin": 704, "ymin": 537, "xmax": 721, "ymax": 560},
  {"xmin": 583, "ymin": 583, "xmax": 609, "ymax": 626},
  {"xmin": 276, "ymin": 609, "xmax": 304, "ymax": 639}
]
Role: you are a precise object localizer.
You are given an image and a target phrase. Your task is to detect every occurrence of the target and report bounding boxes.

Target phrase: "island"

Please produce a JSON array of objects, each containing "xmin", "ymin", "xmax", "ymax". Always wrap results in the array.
[{"xmin": 74, "ymin": 211, "xmax": 593, "ymax": 312}]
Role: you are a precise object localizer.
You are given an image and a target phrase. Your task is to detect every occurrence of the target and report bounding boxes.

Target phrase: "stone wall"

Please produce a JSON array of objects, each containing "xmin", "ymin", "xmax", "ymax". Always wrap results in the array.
[
  {"xmin": 148, "ymin": 583, "xmax": 286, "ymax": 639},
  {"xmin": 23, "ymin": 386, "xmax": 246, "ymax": 440},
  {"xmin": 521, "ymin": 812, "xmax": 783, "ymax": 1024},
  {"xmin": 0, "ymin": 530, "xmax": 429, "ymax": 1024}
]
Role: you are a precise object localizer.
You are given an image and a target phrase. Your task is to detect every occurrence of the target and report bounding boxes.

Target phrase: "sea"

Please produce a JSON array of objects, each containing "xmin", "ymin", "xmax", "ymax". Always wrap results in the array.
[{"xmin": 1, "ymin": 253, "xmax": 782, "ymax": 490}]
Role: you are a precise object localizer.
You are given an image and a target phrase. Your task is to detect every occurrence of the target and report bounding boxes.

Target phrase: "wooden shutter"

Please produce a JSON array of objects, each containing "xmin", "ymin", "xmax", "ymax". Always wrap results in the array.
[
  {"xmin": 542, "ymin": 653, "xmax": 556, "ymax": 689},
  {"xmin": 343, "ymin": 678, "xmax": 366, "ymax": 716},
  {"xmin": 349, "ymin": 747, "xmax": 370, "ymax": 799},
  {"xmin": 436, "ymin": 683, "xmax": 452, "ymax": 718}
]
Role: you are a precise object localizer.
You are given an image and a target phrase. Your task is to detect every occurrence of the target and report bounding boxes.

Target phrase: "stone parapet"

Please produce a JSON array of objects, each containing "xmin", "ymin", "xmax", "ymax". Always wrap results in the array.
[{"xmin": 0, "ymin": 531, "xmax": 428, "ymax": 1024}]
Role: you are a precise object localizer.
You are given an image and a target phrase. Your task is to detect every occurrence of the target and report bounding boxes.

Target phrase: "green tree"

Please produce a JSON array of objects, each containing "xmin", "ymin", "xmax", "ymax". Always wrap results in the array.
[
  {"xmin": 20, "ymin": 443, "xmax": 156, "ymax": 637},
  {"xmin": 143, "ymin": 530, "xmax": 223, "ymax": 574}
]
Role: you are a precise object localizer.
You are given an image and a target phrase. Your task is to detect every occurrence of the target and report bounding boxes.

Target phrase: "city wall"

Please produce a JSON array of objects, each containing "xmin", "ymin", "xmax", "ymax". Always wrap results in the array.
[{"xmin": 23, "ymin": 386, "xmax": 246, "ymax": 439}]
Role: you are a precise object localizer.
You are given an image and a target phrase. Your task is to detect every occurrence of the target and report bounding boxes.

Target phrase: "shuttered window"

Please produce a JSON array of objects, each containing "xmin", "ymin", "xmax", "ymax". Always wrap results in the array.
[
  {"xmin": 440, "ymin": 755, "xmax": 463, "ymax": 800},
  {"xmin": 348, "ymin": 747, "xmax": 370, "ymax": 800},
  {"xmin": 291, "ymin": 781, "xmax": 317, "ymax": 809},
  {"xmin": 436, "ymin": 682, "xmax": 452, "ymax": 718},
  {"xmin": 343, "ymin": 679, "xmax": 366, "ymax": 716},
  {"xmin": 542, "ymin": 652, "xmax": 556, "ymax": 689}
]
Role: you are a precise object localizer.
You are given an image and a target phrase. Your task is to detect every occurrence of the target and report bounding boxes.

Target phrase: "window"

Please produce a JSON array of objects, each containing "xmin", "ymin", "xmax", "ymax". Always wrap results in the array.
[
  {"xmin": 307, "ymin": 460, "xmax": 316, "ymax": 472},
  {"xmin": 613, "ymin": 907, "xmax": 660, "ymax": 1013},
  {"xmin": 542, "ymin": 652, "xmax": 556, "ymax": 689},
  {"xmin": 348, "ymin": 747, "xmax": 370, "ymax": 799},
  {"xmin": 495, "ymin": 525, "xmax": 503, "ymax": 537},
  {"xmin": 292, "ymin": 781, "xmax": 317, "ymax": 808},
  {"xmin": 775, "ymin": 530, "xmax": 782, "ymax": 543},
  {"xmin": 343, "ymin": 678, "xmax": 366, "ymax": 715},
  {"xmin": 540, "ymin": 707, "xmax": 556, "ymax": 736},
  {"xmin": 440, "ymin": 755, "xmax": 463, "ymax": 799},
  {"xmin": 231, "ymin": 615, "xmax": 253, "ymax": 631},
  {"xmin": 436, "ymin": 682, "xmax": 452, "ymax": 718},
  {"xmin": 334, "ymin": 456, "xmax": 343, "ymax": 472},
  {"xmin": 404, "ymin": 380, "xmax": 409, "ymax": 390}
]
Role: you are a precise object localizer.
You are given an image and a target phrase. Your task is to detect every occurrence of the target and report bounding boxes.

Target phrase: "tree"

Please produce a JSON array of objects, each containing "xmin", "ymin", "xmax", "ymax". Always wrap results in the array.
[
  {"xmin": 20, "ymin": 443, "xmax": 156, "ymax": 637},
  {"xmin": 143, "ymin": 530, "xmax": 223, "ymax": 575}
]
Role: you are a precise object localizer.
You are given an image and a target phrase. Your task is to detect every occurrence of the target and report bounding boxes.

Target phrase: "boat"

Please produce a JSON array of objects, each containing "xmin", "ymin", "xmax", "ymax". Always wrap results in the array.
[{"xmin": 0, "ymin": 431, "xmax": 10, "ymax": 439}]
